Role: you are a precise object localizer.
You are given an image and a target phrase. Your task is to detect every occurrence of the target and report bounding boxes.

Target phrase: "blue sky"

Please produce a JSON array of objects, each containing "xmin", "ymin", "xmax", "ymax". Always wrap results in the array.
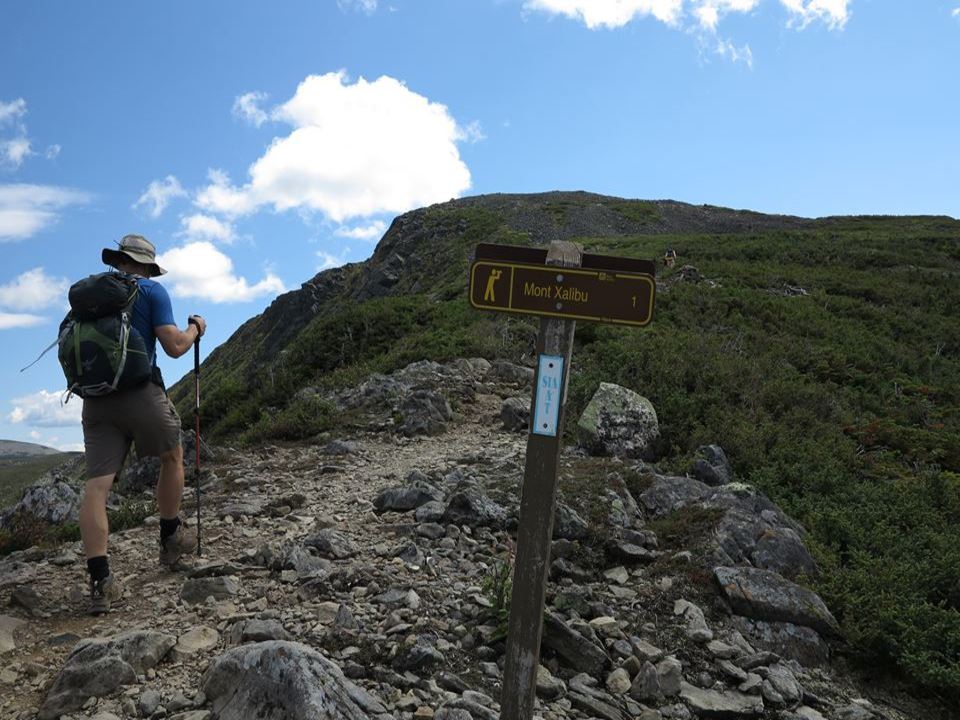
[{"xmin": 1, "ymin": 0, "xmax": 958, "ymax": 451}]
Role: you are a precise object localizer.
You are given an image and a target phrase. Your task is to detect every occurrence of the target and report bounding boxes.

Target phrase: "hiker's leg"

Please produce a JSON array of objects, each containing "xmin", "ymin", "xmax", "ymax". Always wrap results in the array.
[
  {"xmin": 157, "ymin": 445, "xmax": 185, "ymax": 519},
  {"xmin": 80, "ymin": 474, "xmax": 115, "ymax": 558}
]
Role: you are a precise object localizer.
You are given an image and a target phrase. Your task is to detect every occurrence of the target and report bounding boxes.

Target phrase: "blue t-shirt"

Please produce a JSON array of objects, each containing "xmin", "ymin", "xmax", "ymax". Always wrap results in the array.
[{"xmin": 131, "ymin": 277, "xmax": 176, "ymax": 366}]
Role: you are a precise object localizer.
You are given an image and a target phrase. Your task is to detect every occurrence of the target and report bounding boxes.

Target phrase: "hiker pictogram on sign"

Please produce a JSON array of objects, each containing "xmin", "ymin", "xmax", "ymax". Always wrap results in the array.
[
  {"xmin": 484, "ymin": 269, "xmax": 502, "ymax": 302},
  {"xmin": 470, "ymin": 259, "xmax": 655, "ymax": 327}
]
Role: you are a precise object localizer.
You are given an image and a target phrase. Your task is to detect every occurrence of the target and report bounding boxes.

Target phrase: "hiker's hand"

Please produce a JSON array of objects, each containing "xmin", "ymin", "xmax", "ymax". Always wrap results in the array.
[{"xmin": 188, "ymin": 315, "xmax": 206, "ymax": 337}]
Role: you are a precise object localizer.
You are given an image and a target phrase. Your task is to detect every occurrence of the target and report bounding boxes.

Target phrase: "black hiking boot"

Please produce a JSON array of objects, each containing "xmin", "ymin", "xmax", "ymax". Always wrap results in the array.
[
  {"xmin": 159, "ymin": 522, "xmax": 198, "ymax": 567},
  {"xmin": 89, "ymin": 573, "xmax": 123, "ymax": 615}
]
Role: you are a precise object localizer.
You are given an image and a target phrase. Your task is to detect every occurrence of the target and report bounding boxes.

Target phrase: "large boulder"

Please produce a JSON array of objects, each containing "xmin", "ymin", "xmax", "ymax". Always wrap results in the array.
[
  {"xmin": 679, "ymin": 681, "xmax": 764, "ymax": 718},
  {"xmin": 442, "ymin": 485, "xmax": 507, "ymax": 527},
  {"xmin": 1, "ymin": 478, "xmax": 80, "ymax": 529},
  {"xmin": 500, "ymin": 396, "xmax": 530, "ymax": 432},
  {"xmin": 202, "ymin": 641, "xmax": 393, "ymax": 720},
  {"xmin": 577, "ymin": 383, "xmax": 659, "ymax": 459},
  {"xmin": 714, "ymin": 566, "xmax": 839, "ymax": 637},
  {"xmin": 639, "ymin": 475, "xmax": 712, "ymax": 518},
  {"xmin": 40, "ymin": 630, "xmax": 175, "ymax": 719},
  {"xmin": 373, "ymin": 479, "xmax": 444, "ymax": 513},
  {"xmin": 0, "ymin": 614, "xmax": 26, "ymax": 653},
  {"xmin": 733, "ymin": 617, "xmax": 830, "ymax": 667},
  {"xmin": 541, "ymin": 611, "xmax": 610, "ymax": 676},
  {"xmin": 399, "ymin": 389, "xmax": 453, "ymax": 436},
  {"xmin": 640, "ymin": 477, "xmax": 817, "ymax": 580},
  {"xmin": 690, "ymin": 444, "xmax": 732, "ymax": 486},
  {"xmin": 488, "ymin": 360, "xmax": 535, "ymax": 387}
]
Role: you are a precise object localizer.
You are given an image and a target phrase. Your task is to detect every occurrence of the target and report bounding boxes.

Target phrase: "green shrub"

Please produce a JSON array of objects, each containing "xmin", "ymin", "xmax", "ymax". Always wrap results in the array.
[{"xmin": 481, "ymin": 554, "xmax": 514, "ymax": 642}]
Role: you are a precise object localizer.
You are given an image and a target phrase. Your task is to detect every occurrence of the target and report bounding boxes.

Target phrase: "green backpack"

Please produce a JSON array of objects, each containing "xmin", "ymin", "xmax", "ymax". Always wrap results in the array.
[{"xmin": 56, "ymin": 272, "xmax": 153, "ymax": 398}]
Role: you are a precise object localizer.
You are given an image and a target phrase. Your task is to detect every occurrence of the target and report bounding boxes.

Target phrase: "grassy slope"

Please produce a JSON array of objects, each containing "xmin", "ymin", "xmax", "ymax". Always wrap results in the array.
[{"xmin": 189, "ymin": 202, "xmax": 960, "ymax": 698}]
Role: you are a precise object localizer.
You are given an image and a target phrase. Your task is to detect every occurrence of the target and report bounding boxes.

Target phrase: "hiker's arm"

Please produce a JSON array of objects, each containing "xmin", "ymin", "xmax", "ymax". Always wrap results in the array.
[{"xmin": 155, "ymin": 323, "xmax": 202, "ymax": 359}]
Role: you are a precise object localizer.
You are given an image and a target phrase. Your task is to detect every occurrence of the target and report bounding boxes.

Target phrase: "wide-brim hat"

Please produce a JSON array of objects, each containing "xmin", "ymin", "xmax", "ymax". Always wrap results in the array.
[{"xmin": 102, "ymin": 234, "xmax": 167, "ymax": 277}]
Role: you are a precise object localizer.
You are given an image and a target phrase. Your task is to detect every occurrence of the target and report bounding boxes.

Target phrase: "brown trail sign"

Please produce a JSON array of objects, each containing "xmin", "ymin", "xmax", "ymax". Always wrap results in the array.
[
  {"xmin": 471, "ymin": 244, "xmax": 656, "ymax": 327},
  {"xmin": 468, "ymin": 242, "xmax": 656, "ymax": 720}
]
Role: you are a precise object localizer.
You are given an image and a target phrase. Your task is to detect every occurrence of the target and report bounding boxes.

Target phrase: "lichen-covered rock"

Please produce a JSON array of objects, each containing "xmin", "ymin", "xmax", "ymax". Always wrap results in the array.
[
  {"xmin": 40, "ymin": 631, "xmax": 175, "ymax": 719},
  {"xmin": 488, "ymin": 360, "xmax": 535, "ymax": 387},
  {"xmin": 577, "ymin": 382, "xmax": 659, "ymax": 459},
  {"xmin": 541, "ymin": 611, "xmax": 610, "ymax": 676},
  {"xmin": 690, "ymin": 444, "xmax": 732, "ymax": 486},
  {"xmin": 500, "ymin": 396, "xmax": 530, "ymax": 431},
  {"xmin": 442, "ymin": 486, "xmax": 507, "ymax": 527},
  {"xmin": 639, "ymin": 476, "xmax": 818, "ymax": 580},
  {"xmin": 1, "ymin": 478, "xmax": 80, "ymax": 529},
  {"xmin": 554, "ymin": 502, "xmax": 589, "ymax": 540},
  {"xmin": 399, "ymin": 389, "xmax": 453, "ymax": 436},
  {"xmin": 373, "ymin": 479, "xmax": 444, "ymax": 513},
  {"xmin": 202, "ymin": 641, "xmax": 393, "ymax": 720},
  {"xmin": 679, "ymin": 681, "xmax": 764, "ymax": 717},
  {"xmin": 181, "ymin": 576, "xmax": 240, "ymax": 605},
  {"xmin": 732, "ymin": 617, "xmax": 830, "ymax": 667},
  {"xmin": 304, "ymin": 529, "xmax": 358, "ymax": 559},
  {"xmin": 714, "ymin": 566, "xmax": 839, "ymax": 636},
  {"xmin": 0, "ymin": 614, "xmax": 26, "ymax": 653}
]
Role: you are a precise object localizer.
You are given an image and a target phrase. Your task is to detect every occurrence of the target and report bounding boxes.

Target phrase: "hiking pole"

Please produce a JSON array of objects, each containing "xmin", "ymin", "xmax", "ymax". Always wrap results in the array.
[{"xmin": 189, "ymin": 317, "xmax": 202, "ymax": 557}]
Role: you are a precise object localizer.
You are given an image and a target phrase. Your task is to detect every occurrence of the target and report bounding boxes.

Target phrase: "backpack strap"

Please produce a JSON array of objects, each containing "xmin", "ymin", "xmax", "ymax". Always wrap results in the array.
[{"xmin": 20, "ymin": 320, "xmax": 74, "ymax": 373}]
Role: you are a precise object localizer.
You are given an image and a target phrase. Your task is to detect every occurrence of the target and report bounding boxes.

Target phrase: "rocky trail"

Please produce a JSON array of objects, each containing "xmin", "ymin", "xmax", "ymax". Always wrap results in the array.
[{"xmin": 0, "ymin": 360, "xmax": 952, "ymax": 720}]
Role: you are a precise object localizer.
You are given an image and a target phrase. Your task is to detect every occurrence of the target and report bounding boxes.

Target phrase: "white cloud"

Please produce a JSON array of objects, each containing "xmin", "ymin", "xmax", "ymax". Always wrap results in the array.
[
  {"xmin": 526, "ymin": 0, "xmax": 848, "ymax": 30},
  {"xmin": 953, "ymin": 7, "xmax": 960, "ymax": 18},
  {"xmin": 335, "ymin": 220, "xmax": 386, "ymax": 241},
  {"xmin": 317, "ymin": 249, "xmax": 351, "ymax": 271},
  {"xmin": 458, "ymin": 120, "xmax": 486, "ymax": 144},
  {"xmin": 232, "ymin": 91, "xmax": 270, "ymax": 127},
  {"xmin": 9, "ymin": 389, "xmax": 82, "ymax": 427},
  {"xmin": 0, "ymin": 312, "xmax": 45, "ymax": 330},
  {"xmin": 0, "ymin": 184, "xmax": 91, "ymax": 242},
  {"xmin": 196, "ymin": 71, "xmax": 472, "ymax": 223},
  {"xmin": 0, "ymin": 99, "xmax": 27, "ymax": 126},
  {"xmin": 338, "ymin": 0, "xmax": 378, "ymax": 14},
  {"xmin": 1, "ymin": 137, "xmax": 32, "ymax": 169},
  {"xmin": 693, "ymin": 0, "xmax": 761, "ymax": 29},
  {"xmin": 0, "ymin": 267, "xmax": 70, "ymax": 311},
  {"xmin": 158, "ymin": 241, "xmax": 286, "ymax": 303},
  {"xmin": 195, "ymin": 169, "xmax": 254, "ymax": 215},
  {"xmin": 0, "ymin": 98, "xmax": 62, "ymax": 170},
  {"xmin": 714, "ymin": 37, "xmax": 754, "ymax": 67},
  {"xmin": 133, "ymin": 175, "xmax": 187, "ymax": 218},
  {"xmin": 525, "ymin": 0, "xmax": 684, "ymax": 28},
  {"xmin": 180, "ymin": 213, "xmax": 236, "ymax": 243},
  {"xmin": 778, "ymin": 0, "xmax": 849, "ymax": 28}
]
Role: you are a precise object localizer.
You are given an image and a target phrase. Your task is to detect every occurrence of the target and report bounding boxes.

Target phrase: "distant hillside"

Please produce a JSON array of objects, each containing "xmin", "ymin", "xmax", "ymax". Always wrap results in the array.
[
  {"xmin": 168, "ymin": 191, "xmax": 960, "ymax": 698},
  {"xmin": 0, "ymin": 439, "xmax": 61, "ymax": 457}
]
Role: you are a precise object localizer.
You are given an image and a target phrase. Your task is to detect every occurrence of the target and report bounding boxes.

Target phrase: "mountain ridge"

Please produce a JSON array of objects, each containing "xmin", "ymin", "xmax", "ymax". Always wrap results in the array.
[{"xmin": 0, "ymin": 440, "xmax": 62, "ymax": 458}]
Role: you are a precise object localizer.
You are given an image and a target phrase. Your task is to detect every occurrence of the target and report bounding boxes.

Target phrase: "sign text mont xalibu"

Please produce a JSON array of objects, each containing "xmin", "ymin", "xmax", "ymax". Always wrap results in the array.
[{"xmin": 469, "ymin": 243, "xmax": 656, "ymax": 327}]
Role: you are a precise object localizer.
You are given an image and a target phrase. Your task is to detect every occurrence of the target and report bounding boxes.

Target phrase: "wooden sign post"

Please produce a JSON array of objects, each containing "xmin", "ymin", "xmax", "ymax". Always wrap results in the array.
[{"xmin": 468, "ymin": 241, "xmax": 655, "ymax": 720}]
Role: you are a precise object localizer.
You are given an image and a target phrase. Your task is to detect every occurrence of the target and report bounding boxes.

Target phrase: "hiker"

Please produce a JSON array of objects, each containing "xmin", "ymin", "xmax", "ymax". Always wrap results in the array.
[{"xmin": 80, "ymin": 234, "xmax": 207, "ymax": 615}]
